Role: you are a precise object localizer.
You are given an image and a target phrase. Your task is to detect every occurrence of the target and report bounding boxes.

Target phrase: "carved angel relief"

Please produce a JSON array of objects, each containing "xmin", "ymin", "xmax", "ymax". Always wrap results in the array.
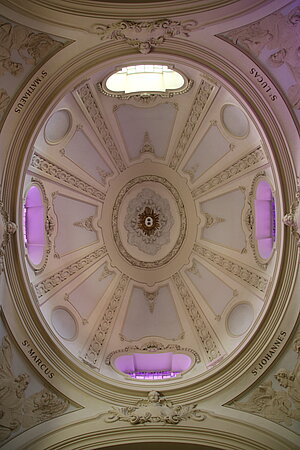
[
  {"xmin": 100, "ymin": 391, "xmax": 205, "ymax": 425},
  {"xmin": 93, "ymin": 19, "xmax": 197, "ymax": 54},
  {"xmin": 233, "ymin": 333, "xmax": 300, "ymax": 427},
  {"xmin": 0, "ymin": 336, "xmax": 68, "ymax": 441}
]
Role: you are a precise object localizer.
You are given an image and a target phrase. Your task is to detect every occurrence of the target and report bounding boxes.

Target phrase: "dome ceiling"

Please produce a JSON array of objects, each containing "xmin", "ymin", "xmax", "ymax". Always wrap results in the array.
[{"xmin": 21, "ymin": 57, "xmax": 282, "ymax": 387}]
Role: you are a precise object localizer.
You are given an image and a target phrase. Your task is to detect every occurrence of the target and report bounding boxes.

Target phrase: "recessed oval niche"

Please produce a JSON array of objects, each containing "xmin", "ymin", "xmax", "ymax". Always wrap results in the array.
[
  {"xmin": 51, "ymin": 308, "xmax": 77, "ymax": 341},
  {"xmin": 44, "ymin": 109, "xmax": 72, "ymax": 143},
  {"xmin": 221, "ymin": 104, "xmax": 249, "ymax": 138},
  {"xmin": 227, "ymin": 303, "xmax": 254, "ymax": 336}
]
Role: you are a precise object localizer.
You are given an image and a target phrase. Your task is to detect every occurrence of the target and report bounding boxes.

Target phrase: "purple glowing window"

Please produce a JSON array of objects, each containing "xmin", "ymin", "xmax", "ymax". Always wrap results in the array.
[
  {"xmin": 254, "ymin": 180, "xmax": 276, "ymax": 259},
  {"xmin": 114, "ymin": 352, "xmax": 192, "ymax": 380},
  {"xmin": 23, "ymin": 186, "xmax": 45, "ymax": 266}
]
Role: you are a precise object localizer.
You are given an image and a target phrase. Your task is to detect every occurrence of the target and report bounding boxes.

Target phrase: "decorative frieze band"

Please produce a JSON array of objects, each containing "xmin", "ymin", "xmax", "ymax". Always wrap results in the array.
[
  {"xmin": 85, "ymin": 274, "xmax": 129, "ymax": 365},
  {"xmin": 192, "ymin": 146, "xmax": 265, "ymax": 198},
  {"xmin": 172, "ymin": 272, "xmax": 223, "ymax": 362},
  {"xmin": 34, "ymin": 245, "xmax": 107, "ymax": 298},
  {"xmin": 30, "ymin": 152, "xmax": 105, "ymax": 202},
  {"xmin": 169, "ymin": 79, "xmax": 214, "ymax": 170},
  {"xmin": 193, "ymin": 243, "xmax": 268, "ymax": 293},
  {"xmin": 76, "ymin": 83, "xmax": 126, "ymax": 172}
]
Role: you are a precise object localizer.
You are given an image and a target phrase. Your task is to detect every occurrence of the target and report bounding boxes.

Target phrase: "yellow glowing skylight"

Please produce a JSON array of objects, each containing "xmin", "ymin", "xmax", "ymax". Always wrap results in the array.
[{"xmin": 105, "ymin": 64, "xmax": 185, "ymax": 94}]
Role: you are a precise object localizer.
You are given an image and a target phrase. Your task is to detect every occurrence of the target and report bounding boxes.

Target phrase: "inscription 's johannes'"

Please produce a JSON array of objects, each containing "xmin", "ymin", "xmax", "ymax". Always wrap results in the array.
[{"xmin": 251, "ymin": 331, "xmax": 286, "ymax": 376}]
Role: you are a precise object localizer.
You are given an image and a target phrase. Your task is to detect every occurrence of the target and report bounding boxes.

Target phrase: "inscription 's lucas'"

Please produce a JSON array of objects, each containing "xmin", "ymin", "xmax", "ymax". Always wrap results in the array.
[{"xmin": 250, "ymin": 68, "xmax": 277, "ymax": 102}]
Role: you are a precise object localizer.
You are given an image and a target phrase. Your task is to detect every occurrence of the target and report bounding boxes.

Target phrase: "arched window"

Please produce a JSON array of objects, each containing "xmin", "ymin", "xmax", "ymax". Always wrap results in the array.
[
  {"xmin": 254, "ymin": 180, "xmax": 276, "ymax": 259},
  {"xmin": 23, "ymin": 185, "xmax": 46, "ymax": 267}
]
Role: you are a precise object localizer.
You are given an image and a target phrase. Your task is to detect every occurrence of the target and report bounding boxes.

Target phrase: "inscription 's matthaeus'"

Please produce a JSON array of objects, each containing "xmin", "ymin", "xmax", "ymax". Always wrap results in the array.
[
  {"xmin": 251, "ymin": 331, "xmax": 286, "ymax": 376},
  {"xmin": 15, "ymin": 70, "xmax": 48, "ymax": 113}
]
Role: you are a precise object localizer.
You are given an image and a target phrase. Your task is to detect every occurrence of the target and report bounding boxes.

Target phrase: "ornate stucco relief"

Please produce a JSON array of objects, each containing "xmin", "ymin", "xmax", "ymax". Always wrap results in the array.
[
  {"xmin": 192, "ymin": 146, "xmax": 266, "ymax": 199},
  {"xmin": 193, "ymin": 243, "xmax": 268, "ymax": 293},
  {"xmin": 30, "ymin": 152, "xmax": 106, "ymax": 202},
  {"xmin": 99, "ymin": 391, "xmax": 205, "ymax": 424},
  {"xmin": 169, "ymin": 79, "xmax": 215, "ymax": 170},
  {"xmin": 73, "ymin": 216, "xmax": 96, "ymax": 232},
  {"xmin": 172, "ymin": 272, "xmax": 223, "ymax": 362},
  {"xmin": 283, "ymin": 178, "xmax": 300, "ymax": 248},
  {"xmin": 0, "ymin": 17, "xmax": 65, "ymax": 123},
  {"xmin": 34, "ymin": 245, "xmax": 107, "ymax": 298},
  {"xmin": 124, "ymin": 188, "xmax": 174, "ymax": 256},
  {"xmin": 84, "ymin": 274, "xmax": 129, "ymax": 365},
  {"xmin": 76, "ymin": 83, "xmax": 126, "ymax": 172},
  {"xmin": 105, "ymin": 341, "xmax": 200, "ymax": 365},
  {"xmin": 204, "ymin": 213, "xmax": 225, "ymax": 228},
  {"xmin": 221, "ymin": 5, "xmax": 300, "ymax": 111},
  {"xmin": 143, "ymin": 289, "xmax": 158, "ymax": 313},
  {"xmin": 232, "ymin": 333, "xmax": 300, "ymax": 429},
  {"xmin": 140, "ymin": 131, "xmax": 155, "ymax": 154},
  {"xmin": 0, "ymin": 336, "xmax": 68, "ymax": 442},
  {"xmin": 93, "ymin": 19, "xmax": 197, "ymax": 54},
  {"xmin": 112, "ymin": 175, "xmax": 187, "ymax": 269},
  {"xmin": 0, "ymin": 200, "xmax": 16, "ymax": 275}
]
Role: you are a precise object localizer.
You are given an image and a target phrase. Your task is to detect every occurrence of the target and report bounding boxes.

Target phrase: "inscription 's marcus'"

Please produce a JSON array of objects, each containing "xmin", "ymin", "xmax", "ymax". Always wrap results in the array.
[
  {"xmin": 15, "ymin": 70, "xmax": 47, "ymax": 113},
  {"xmin": 251, "ymin": 331, "xmax": 286, "ymax": 376},
  {"xmin": 22, "ymin": 339, "xmax": 54, "ymax": 379},
  {"xmin": 250, "ymin": 68, "xmax": 277, "ymax": 102}
]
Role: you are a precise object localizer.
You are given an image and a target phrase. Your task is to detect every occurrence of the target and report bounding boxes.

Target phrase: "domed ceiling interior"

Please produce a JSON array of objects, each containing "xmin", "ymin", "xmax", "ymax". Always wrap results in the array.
[{"xmin": 21, "ymin": 57, "xmax": 282, "ymax": 387}]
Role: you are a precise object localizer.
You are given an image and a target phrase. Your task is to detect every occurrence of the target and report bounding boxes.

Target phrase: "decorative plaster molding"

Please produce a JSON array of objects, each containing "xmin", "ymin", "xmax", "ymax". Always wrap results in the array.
[
  {"xmin": 112, "ymin": 175, "xmax": 186, "ymax": 268},
  {"xmin": 85, "ymin": 274, "xmax": 129, "ymax": 365},
  {"xmin": 105, "ymin": 340, "xmax": 200, "ymax": 365},
  {"xmin": 98, "ymin": 262, "xmax": 115, "ymax": 282},
  {"xmin": 193, "ymin": 243, "xmax": 268, "ymax": 293},
  {"xmin": 100, "ymin": 391, "xmax": 205, "ymax": 424},
  {"xmin": 96, "ymin": 167, "xmax": 112, "ymax": 185},
  {"xmin": 186, "ymin": 259, "xmax": 201, "ymax": 277},
  {"xmin": 0, "ymin": 336, "xmax": 68, "ymax": 442},
  {"xmin": 283, "ymin": 178, "xmax": 300, "ymax": 248},
  {"xmin": 143, "ymin": 289, "xmax": 158, "ymax": 313},
  {"xmin": 0, "ymin": 200, "xmax": 16, "ymax": 275},
  {"xmin": 76, "ymin": 83, "xmax": 126, "ymax": 172},
  {"xmin": 169, "ymin": 79, "xmax": 214, "ymax": 169},
  {"xmin": 204, "ymin": 212, "xmax": 225, "ymax": 228},
  {"xmin": 192, "ymin": 146, "xmax": 265, "ymax": 198},
  {"xmin": 140, "ymin": 132, "xmax": 155, "ymax": 154},
  {"xmin": 34, "ymin": 245, "xmax": 107, "ymax": 298},
  {"xmin": 233, "ymin": 333, "xmax": 300, "ymax": 427},
  {"xmin": 30, "ymin": 152, "xmax": 105, "ymax": 202},
  {"xmin": 124, "ymin": 188, "xmax": 174, "ymax": 256},
  {"xmin": 73, "ymin": 215, "xmax": 95, "ymax": 232},
  {"xmin": 94, "ymin": 19, "xmax": 197, "ymax": 54},
  {"xmin": 172, "ymin": 272, "xmax": 223, "ymax": 362}
]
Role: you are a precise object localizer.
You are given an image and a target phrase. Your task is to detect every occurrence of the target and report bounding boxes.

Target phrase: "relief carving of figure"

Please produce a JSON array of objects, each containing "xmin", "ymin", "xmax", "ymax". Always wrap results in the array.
[
  {"xmin": 0, "ymin": 20, "xmax": 62, "ymax": 76},
  {"xmin": 234, "ymin": 332, "xmax": 300, "ymax": 426},
  {"xmin": 226, "ymin": 6, "xmax": 300, "ymax": 109},
  {"xmin": 0, "ymin": 336, "xmax": 68, "ymax": 442}
]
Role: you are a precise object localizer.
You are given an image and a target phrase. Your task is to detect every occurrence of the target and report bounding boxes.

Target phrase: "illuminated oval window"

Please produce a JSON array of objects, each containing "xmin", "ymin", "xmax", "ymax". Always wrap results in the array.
[
  {"xmin": 114, "ymin": 352, "xmax": 192, "ymax": 380},
  {"xmin": 255, "ymin": 180, "xmax": 276, "ymax": 259},
  {"xmin": 103, "ymin": 64, "xmax": 187, "ymax": 96},
  {"xmin": 23, "ymin": 186, "xmax": 45, "ymax": 266}
]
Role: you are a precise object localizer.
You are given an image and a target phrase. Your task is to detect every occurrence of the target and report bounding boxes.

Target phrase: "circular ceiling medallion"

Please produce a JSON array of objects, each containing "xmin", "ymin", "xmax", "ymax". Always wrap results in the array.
[
  {"xmin": 114, "ymin": 176, "xmax": 185, "ymax": 267},
  {"xmin": 221, "ymin": 104, "xmax": 249, "ymax": 138},
  {"xmin": 44, "ymin": 109, "xmax": 72, "ymax": 144},
  {"xmin": 102, "ymin": 161, "xmax": 198, "ymax": 283}
]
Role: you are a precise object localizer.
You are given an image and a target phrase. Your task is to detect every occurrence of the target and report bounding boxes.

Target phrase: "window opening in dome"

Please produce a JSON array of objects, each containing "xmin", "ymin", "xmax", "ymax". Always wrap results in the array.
[
  {"xmin": 254, "ymin": 180, "xmax": 276, "ymax": 259},
  {"xmin": 23, "ymin": 185, "xmax": 45, "ymax": 266},
  {"xmin": 100, "ymin": 64, "xmax": 192, "ymax": 98},
  {"xmin": 114, "ymin": 351, "xmax": 192, "ymax": 380}
]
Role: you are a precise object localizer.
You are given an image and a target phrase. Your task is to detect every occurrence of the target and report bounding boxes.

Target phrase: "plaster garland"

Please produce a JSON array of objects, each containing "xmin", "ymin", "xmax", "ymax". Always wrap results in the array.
[
  {"xmin": 192, "ymin": 146, "xmax": 265, "ymax": 198},
  {"xmin": 169, "ymin": 79, "xmax": 215, "ymax": 169},
  {"xmin": 172, "ymin": 272, "xmax": 223, "ymax": 362},
  {"xmin": 73, "ymin": 215, "xmax": 96, "ymax": 232},
  {"xmin": 34, "ymin": 245, "xmax": 107, "ymax": 298},
  {"xmin": 99, "ymin": 391, "xmax": 206, "ymax": 425},
  {"xmin": 193, "ymin": 243, "xmax": 268, "ymax": 293},
  {"xmin": 76, "ymin": 83, "xmax": 126, "ymax": 172},
  {"xmin": 30, "ymin": 152, "xmax": 105, "ymax": 202}
]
